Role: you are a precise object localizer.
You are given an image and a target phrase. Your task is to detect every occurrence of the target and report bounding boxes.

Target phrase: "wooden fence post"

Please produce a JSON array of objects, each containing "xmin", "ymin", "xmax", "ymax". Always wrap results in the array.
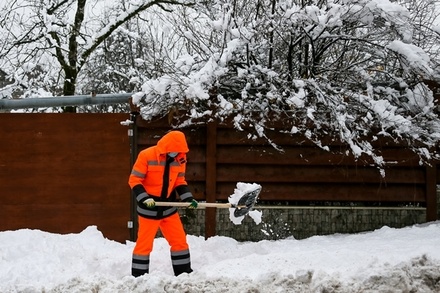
[
  {"xmin": 129, "ymin": 112, "xmax": 140, "ymax": 241},
  {"xmin": 426, "ymin": 164, "xmax": 438, "ymax": 221},
  {"xmin": 205, "ymin": 122, "xmax": 217, "ymax": 238}
]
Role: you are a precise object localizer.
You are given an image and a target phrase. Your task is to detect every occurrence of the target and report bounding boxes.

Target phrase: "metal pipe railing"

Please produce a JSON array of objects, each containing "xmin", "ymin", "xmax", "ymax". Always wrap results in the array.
[{"xmin": 0, "ymin": 93, "xmax": 133, "ymax": 110}]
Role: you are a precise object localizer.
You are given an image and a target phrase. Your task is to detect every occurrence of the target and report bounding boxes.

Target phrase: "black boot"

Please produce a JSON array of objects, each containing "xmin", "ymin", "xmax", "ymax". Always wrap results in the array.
[
  {"xmin": 171, "ymin": 249, "xmax": 192, "ymax": 276},
  {"xmin": 132, "ymin": 267, "xmax": 149, "ymax": 277},
  {"xmin": 173, "ymin": 263, "xmax": 193, "ymax": 276},
  {"xmin": 132, "ymin": 254, "xmax": 149, "ymax": 277}
]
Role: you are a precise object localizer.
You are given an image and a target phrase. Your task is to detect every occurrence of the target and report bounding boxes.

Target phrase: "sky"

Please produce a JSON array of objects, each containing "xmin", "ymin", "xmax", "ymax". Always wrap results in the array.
[{"xmin": 1, "ymin": 184, "xmax": 439, "ymax": 293}]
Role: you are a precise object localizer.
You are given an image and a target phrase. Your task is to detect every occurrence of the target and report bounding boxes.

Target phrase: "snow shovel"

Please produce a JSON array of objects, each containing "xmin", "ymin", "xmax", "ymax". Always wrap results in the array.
[{"xmin": 155, "ymin": 186, "xmax": 262, "ymax": 217}]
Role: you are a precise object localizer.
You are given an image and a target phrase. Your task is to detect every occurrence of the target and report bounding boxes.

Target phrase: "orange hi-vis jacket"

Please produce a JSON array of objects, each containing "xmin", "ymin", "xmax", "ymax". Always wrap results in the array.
[{"xmin": 128, "ymin": 131, "xmax": 194, "ymax": 219}]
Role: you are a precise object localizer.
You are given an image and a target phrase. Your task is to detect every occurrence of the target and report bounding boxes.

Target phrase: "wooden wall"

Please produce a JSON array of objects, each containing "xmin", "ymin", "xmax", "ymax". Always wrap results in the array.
[
  {"xmin": 0, "ymin": 113, "xmax": 131, "ymax": 242},
  {"xmin": 0, "ymin": 112, "xmax": 438, "ymax": 242}
]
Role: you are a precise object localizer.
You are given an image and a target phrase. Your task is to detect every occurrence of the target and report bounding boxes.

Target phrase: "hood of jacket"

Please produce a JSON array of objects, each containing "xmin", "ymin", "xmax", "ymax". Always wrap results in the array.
[{"xmin": 156, "ymin": 130, "xmax": 189, "ymax": 154}]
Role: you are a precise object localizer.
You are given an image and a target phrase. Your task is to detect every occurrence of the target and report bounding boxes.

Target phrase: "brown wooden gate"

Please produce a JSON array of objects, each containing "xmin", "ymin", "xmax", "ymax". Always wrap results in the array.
[{"xmin": 0, "ymin": 113, "xmax": 131, "ymax": 242}]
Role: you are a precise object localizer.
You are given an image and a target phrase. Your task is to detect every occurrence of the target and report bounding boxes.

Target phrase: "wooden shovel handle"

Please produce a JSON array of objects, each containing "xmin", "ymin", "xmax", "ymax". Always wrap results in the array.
[{"xmin": 154, "ymin": 201, "xmax": 235, "ymax": 208}]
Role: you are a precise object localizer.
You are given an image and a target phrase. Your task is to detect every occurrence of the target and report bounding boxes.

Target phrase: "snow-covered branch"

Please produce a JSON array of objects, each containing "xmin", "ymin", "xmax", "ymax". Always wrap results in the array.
[{"xmin": 132, "ymin": 0, "xmax": 440, "ymax": 166}]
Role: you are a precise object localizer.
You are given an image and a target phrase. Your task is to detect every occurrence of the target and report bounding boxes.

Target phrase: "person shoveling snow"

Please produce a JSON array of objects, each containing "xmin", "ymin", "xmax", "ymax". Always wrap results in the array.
[{"xmin": 129, "ymin": 130, "xmax": 262, "ymax": 277}]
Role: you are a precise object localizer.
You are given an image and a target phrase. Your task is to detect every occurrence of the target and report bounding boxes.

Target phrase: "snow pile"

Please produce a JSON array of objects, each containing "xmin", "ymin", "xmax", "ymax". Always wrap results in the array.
[{"xmin": 1, "ymin": 222, "xmax": 440, "ymax": 292}]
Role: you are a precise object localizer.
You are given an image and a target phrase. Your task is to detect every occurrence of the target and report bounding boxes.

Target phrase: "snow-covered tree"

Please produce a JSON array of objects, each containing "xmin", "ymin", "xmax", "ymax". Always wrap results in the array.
[
  {"xmin": 399, "ymin": 0, "xmax": 440, "ymax": 58},
  {"xmin": 77, "ymin": 5, "xmax": 187, "ymax": 111},
  {"xmin": 131, "ymin": 0, "xmax": 440, "ymax": 168},
  {"xmin": 0, "ymin": 0, "xmax": 192, "ymax": 111}
]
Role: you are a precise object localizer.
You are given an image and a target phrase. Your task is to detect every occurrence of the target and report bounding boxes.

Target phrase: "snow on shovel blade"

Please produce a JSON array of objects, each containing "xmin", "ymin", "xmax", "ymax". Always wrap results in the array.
[{"xmin": 233, "ymin": 187, "xmax": 262, "ymax": 217}]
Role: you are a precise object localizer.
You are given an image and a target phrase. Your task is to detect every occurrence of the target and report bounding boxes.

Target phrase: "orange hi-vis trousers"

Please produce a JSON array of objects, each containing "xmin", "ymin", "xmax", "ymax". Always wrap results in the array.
[{"xmin": 131, "ymin": 212, "xmax": 192, "ymax": 277}]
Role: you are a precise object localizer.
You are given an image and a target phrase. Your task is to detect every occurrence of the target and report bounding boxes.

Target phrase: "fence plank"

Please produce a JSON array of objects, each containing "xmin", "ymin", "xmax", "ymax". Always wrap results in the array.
[
  {"xmin": 215, "ymin": 182, "xmax": 425, "ymax": 202},
  {"xmin": 216, "ymin": 145, "xmax": 421, "ymax": 166},
  {"xmin": 215, "ymin": 165, "xmax": 424, "ymax": 184}
]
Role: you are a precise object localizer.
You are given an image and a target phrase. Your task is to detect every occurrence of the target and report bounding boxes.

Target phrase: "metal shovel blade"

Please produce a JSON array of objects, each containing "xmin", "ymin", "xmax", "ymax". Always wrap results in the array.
[{"xmin": 233, "ymin": 187, "xmax": 262, "ymax": 217}]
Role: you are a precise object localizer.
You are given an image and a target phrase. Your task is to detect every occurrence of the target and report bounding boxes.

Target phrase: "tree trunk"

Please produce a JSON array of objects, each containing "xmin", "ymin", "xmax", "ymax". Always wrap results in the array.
[{"xmin": 62, "ymin": 68, "xmax": 77, "ymax": 113}]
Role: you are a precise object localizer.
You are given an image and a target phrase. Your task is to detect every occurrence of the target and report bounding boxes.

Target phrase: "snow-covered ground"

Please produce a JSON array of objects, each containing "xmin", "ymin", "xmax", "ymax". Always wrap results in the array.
[{"xmin": 1, "ymin": 221, "xmax": 440, "ymax": 292}]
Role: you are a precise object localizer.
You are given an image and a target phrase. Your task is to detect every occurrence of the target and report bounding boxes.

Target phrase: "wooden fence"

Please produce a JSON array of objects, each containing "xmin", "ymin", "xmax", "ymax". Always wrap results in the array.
[
  {"xmin": 0, "ymin": 112, "xmax": 438, "ymax": 242},
  {"xmin": 0, "ymin": 113, "xmax": 131, "ymax": 242},
  {"xmin": 134, "ymin": 114, "xmax": 439, "ymax": 239}
]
